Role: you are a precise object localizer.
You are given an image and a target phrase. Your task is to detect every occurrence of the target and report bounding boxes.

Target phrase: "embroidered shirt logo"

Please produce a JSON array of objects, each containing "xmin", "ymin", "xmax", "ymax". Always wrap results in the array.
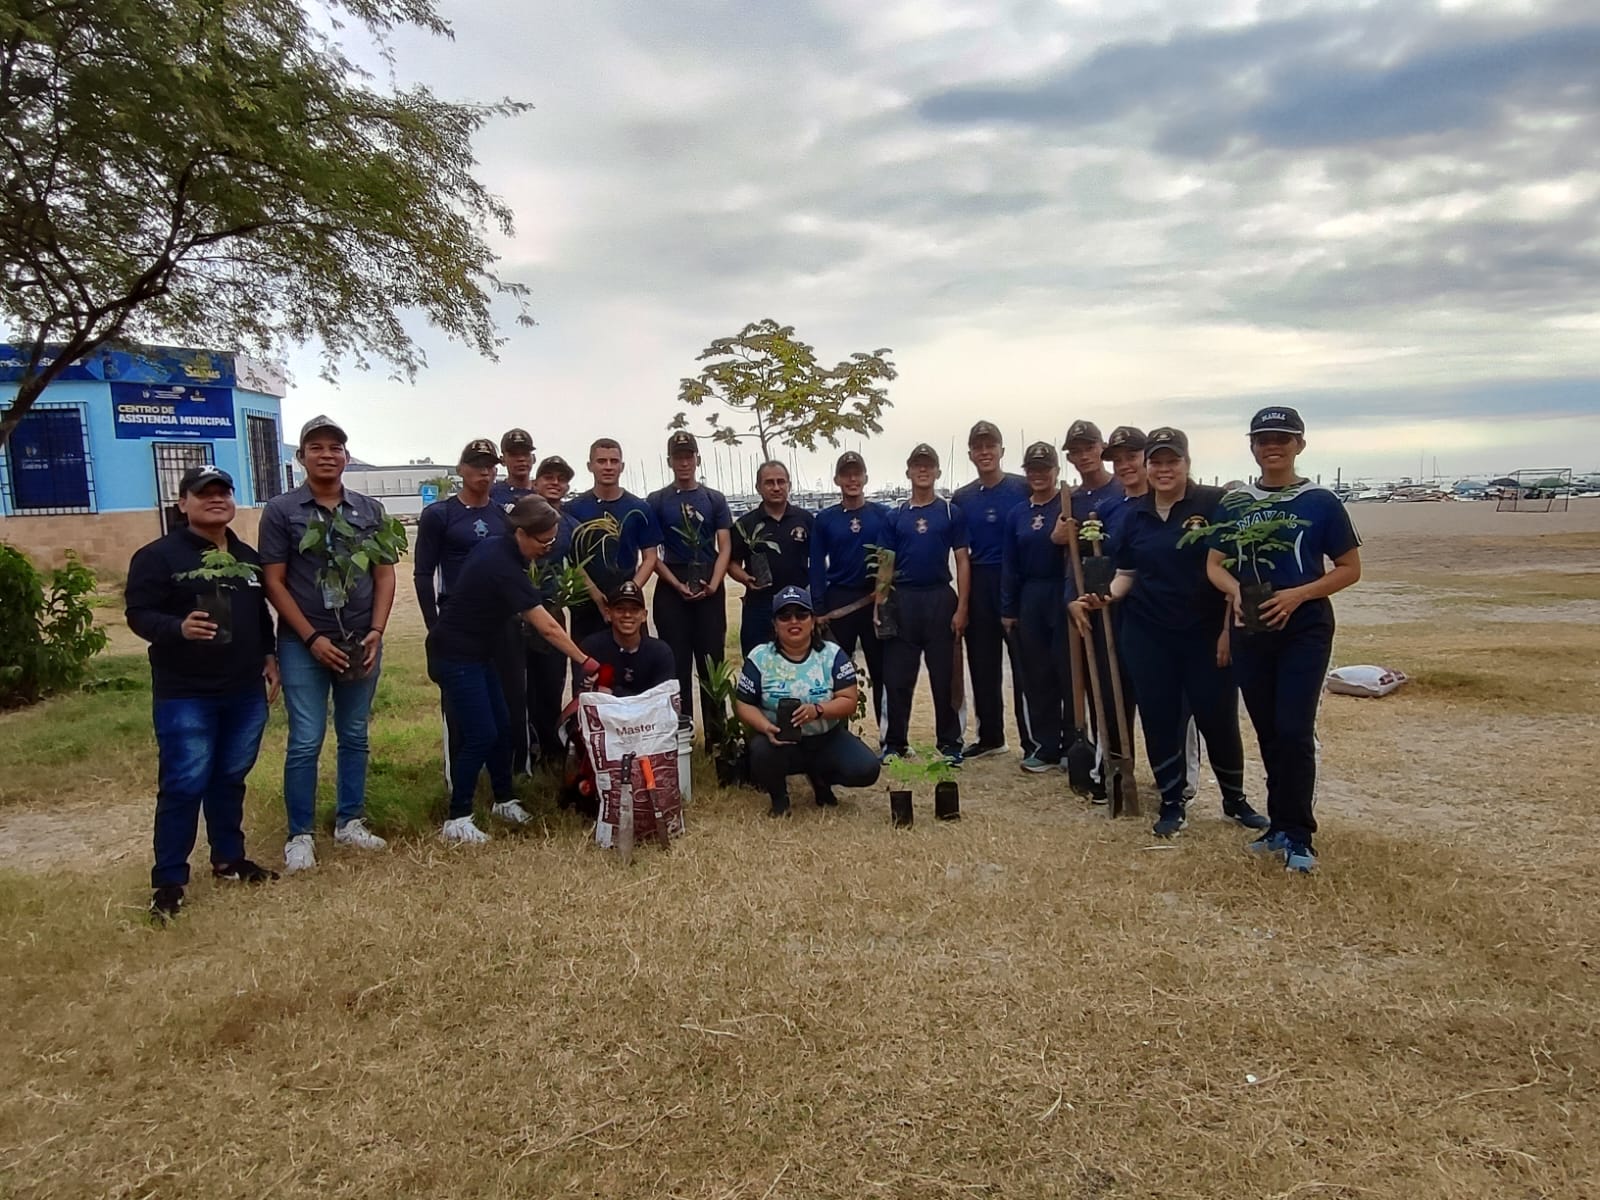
[
  {"xmin": 1031, "ymin": 513, "xmax": 1045, "ymax": 531},
  {"xmin": 849, "ymin": 516, "xmax": 861, "ymax": 534},
  {"xmin": 473, "ymin": 519, "xmax": 489, "ymax": 537},
  {"xmin": 915, "ymin": 517, "xmax": 929, "ymax": 534}
]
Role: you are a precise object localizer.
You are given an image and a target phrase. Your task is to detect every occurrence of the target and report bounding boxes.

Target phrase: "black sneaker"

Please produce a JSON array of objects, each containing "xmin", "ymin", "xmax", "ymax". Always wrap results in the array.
[
  {"xmin": 962, "ymin": 741, "xmax": 1008, "ymax": 760},
  {"xmin": 813, "ymin": 784, "xmax": 839, "ymax": 808},
  {"xmin": 149, "ymin": 885, "xmax": 185, "ymax": 923},
  {"xmin": 212, "ymin": 859, "xmax": 280, "ymax": 884},
  {"xmin": 1222, "ymin": 798, "xmax": 1270, "ymax": 830},
  {"xmin": 768, "ymin": 798, "xmax": 792, "ymax": 818},
  {"xmin": 1152, "ymin": 804, "xmax": 1187, "ymax": 838}
]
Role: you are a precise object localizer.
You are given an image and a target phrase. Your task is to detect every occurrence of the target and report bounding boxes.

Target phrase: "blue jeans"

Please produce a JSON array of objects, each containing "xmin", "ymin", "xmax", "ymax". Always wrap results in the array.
[
  {"xmin": 151, "ymin": 686, "xmax": 269, "ymax": 886},
  {"xmin": 428, "ymin": 652, "xmax": 514, "ymax": 818},
  {"xmin": 279, "ymin": 635, "xmax": 381, "ymax": 836}
]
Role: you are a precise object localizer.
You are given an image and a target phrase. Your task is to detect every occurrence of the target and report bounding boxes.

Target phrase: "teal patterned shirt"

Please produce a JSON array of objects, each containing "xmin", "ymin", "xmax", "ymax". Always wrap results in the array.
[{"xmin": 736, "ymin": 640, "xmax": 857, "ymax": 737}]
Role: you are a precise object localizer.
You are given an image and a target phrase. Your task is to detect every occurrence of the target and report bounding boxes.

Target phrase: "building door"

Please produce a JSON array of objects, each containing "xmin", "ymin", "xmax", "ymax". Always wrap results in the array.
[{"xmin": 152, "ymin": 442, "xmax": 215, "ymax": 533}]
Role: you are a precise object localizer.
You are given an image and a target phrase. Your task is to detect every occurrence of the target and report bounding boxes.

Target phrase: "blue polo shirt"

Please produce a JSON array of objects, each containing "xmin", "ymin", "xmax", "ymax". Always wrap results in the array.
[
  {"xmin": 1208, "ymin": 480, "xmax": 1361, "ymax": 591},
  {"xmin": 427, "ymin": 535, "xmax": 544, "ymax": 662},
  {"xmin": 810, "ymin": 500, "xmax": 890, "ymax": 597},
  {"xmin": 952, "ymin": 473, "xmax": 1029, "ymax": 568},
  {"xmin": 647, "ymin": 483, "xmax": 732, "ymax": 568},
  {"xmin": 1000, "ymin": 493, "xmax": 1064, "ymax": 619},
  {"xmin": 564, "ymin": 489, "xmax": 662, "ymax": 594},
  {"xmin": 1115, "ymin": 484, "xmax": 1230, "ymax": 630},
  {"xmin": 1065, "ymin": 476, "xmax": 1126, "ymax": 601},
  {"xmin": 885, "ymin": 497, "xmax": 969, "ymax": 587}
]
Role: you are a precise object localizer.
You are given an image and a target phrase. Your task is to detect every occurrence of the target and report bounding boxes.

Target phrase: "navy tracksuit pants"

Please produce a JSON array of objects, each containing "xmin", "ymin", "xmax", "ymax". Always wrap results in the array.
[
  {"xmin": 1119, "ymin": 612, "xmax": 1247, "ymax": 813},
  {"xmin": 823, "ymin": 585, "xmax": 887, "ymax": 746},
  {"xmin": 525, "ymin": 612, "xmax": 569, "ymax": 767},
  {"xmin": 967, "ymin": 564, "xmax": 1034, "ymax": 753},
  {"xmin": 739, "ymin": 592, "xmax": 774, "ymax": 657},
  {"xmin": 883, "ymin": 583, "xmax": 963, "ymax": 754},
  {"xmin": 1017, "ymin": 578, "xmax": 1069, "ymax": 762},
  {"xmin": 1230, "ymin": 600, "xmax": 1334, "ymax": 847},
  {"xmin": 653, "ymin": 582, "xmax": 727, "ymax": 746}
]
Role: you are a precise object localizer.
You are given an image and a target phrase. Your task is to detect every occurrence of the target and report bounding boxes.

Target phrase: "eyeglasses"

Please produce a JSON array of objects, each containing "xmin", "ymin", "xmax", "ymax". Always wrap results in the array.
[{"xmin": 530, "ymin": 529, "xmax": 559, "ymax": 546}]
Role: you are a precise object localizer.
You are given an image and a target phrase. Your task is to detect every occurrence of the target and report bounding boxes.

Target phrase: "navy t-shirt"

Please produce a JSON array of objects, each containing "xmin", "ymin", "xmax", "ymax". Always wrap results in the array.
[
  {"xmin": 810, "ymin": 500, "xmax": 890, "ymax": 597},
  {"xmin": 415, "ymin": 496, "xmax": 508, "ymax": 597},
  {"xmin": 580, "ymin": 631, "xmax": 677, "ymax": 697},
  {"xmin": 427, "ymin": 535, "xmax": 544, "ymax": 662},
  {"xmin": 564, "ymin": 490, "xmax": 663, "ymax": 594},
  {"xmin": 647, "ymin": 484, "xmax": 732, "ymax": 567},
  {"xmin": 1115, "ymin": 484, "xmax": 1229, "ymax": 631},
  {"xmin": 490, "ymin": 480, "xmax": 536, "ymax": 511},
  {"xmin": 1209, "ymin": 480, "xmax": 1361, "ymax": 591},
  {"xmin": 1000, "ymin": 493, "xmax": 1064, "ymax": 619},
  {"xmin": 885, "ymin": 498, "xmax": 969, "ymax": 587},
  {"xmin": 952, "ymin": 474, "xmax": 1029, "ymax": 567}
]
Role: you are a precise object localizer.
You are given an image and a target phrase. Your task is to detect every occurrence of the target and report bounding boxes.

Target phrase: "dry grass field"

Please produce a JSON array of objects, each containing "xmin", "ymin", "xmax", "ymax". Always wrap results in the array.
[{"xmin": 2, "ymin": 501, "xmax": 1598, "ymax": 1199}]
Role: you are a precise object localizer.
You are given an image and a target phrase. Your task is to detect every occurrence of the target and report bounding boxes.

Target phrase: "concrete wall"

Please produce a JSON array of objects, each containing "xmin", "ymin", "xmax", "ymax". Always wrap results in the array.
[{"xmin": 0, "ymin": 507, "xmax": 264, "ymax": 574}]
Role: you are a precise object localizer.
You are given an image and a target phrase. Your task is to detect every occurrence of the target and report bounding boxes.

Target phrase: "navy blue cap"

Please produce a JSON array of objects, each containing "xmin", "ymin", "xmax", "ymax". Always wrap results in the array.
[
  {"xmin": 1249, "ymin": 406, "xmax": 1305, "ymax": 436},
  {"xmin": 179, "ymin": 465, "xmax": 233, "ymax": 496},
  {"xmin": 772, "ymin": 585, "xmax": 814, "ymax": 614}
]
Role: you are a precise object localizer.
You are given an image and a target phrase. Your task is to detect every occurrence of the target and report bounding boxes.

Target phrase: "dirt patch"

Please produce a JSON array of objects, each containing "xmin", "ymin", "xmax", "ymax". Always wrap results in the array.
[{"xmin": 0, "ymin": 799, "xmax": 147, "ymax": 874}]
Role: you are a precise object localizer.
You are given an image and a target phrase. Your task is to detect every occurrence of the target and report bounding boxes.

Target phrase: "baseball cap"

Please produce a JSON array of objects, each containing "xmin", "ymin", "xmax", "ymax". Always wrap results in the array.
[
  {"xmin": 667, "ymin": 430, "xmax": 699, "ymax": 455},
  {"xmin": 1144, "ymin": 427, "xmax": 1190, "ymax": 459},
  {"xmin": 460, "ymin": 438, "xmax": 499, "ymax": 466},
  {"xmin": 1249, "ymin": 406, "xmax": 1305, "ymax": 436},
  {"xmin": 535, "ymin": 454, "xmax": 575, "ymax": 481},
  {"xmin": 607, "ymin": 580, "xmax": 647, "ymax": 609},
  {"xmin": 1103, "ymin": 426, "xmax": 1147, "ymax": 458},
  {"xmin": 1021, "ymin": 441, "xmax": 1059, "ymax": 468},
  {"xmin": 298, "ymin": 414, "xmax": 348, "ymax": 446},
  {"xmin": 500, "ymin": 428, "xmax": 535, "ymax": 453},
  {"xmin": 1062, "ymin": 419, "xmax": 1103, "ymax": 448},
  {"xmin": 178, "ymin": 465, "xmax": 234, "ymax": 496},
  {"xmin": 835, "ymin": 450, "xmax": 866, "ymax": 473},
  {"xmin": 968, "ymin": 420, "xmax": 1003, "ymax": 446},
  {"xmin": 906, "ymin": 443, "xmax": 940, "ymax": 467},
  {"xmin": 772, "ymin": 585, "xmax": 814, "ymax": 614}
]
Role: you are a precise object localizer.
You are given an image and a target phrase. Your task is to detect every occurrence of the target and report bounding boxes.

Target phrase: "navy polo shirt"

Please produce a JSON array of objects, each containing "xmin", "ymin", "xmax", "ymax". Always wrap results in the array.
[
  {"xmin": 885, "ymin": 497, "xmax": 969, "ymax": 587},
  {"xmin": 490, "ymin": 480, "xmax": 536, "ymax": 511},
  {"xmin": 734, "ymin": 504, "xmax": 814, "ymax": 592},
  {"xmin": 427, "ymin": 535, "xmax": 545, "ymax": 662},
  {"xmin": 952, "ymin": 473, "xmax": 1029, "ymax": 568},
  {"xmin": 1064, "ymin": 476, "xmax": 1126, "ymax": 601},
  {"xmin": 1208, "ymin": 480, "xmax": 1361, "ymax": 591},
  {"xmin": 1000, "ymin": 493, "xmax": 1064, "ymax": 619},
  {"xmin": 647, "ymin": 483, "xmax": 733, "ymax": 567},
  {"xmin": 580, "ymin": 630, "xmax": 677, "ymax": 697},
  {"xmin": 810, "ymin": 500, "xmax": 890, "ymax": 597},
  {"xmin": 1115, "ymin": 484, "xmax": 1230, "ymax": 631},
  {"xmin": 564, "ymin": 489, "xmax": 662, "ymax": 594}
]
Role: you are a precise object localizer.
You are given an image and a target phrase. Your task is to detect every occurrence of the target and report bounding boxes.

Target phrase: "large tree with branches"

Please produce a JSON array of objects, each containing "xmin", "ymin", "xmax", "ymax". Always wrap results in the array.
[
  {"xmin": 0, "ymin": 0, "xmax": 531, "ymax": 445},
  {"xmin": 672, "ymin": 319, "xmax": 896, "ymax": 461}
]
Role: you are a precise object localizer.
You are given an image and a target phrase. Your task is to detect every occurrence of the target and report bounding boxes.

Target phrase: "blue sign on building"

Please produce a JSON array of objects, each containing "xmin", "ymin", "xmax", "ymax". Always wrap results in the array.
[
  {"xmin": 0, "ymin": 344, "xmax": 233, "ymax": 387},
  {"xmin": 111, "ymin": 383, "xmax": 237, "ymax": 439},
  {"xmin": 419, "ymin": 483, "xmax": 440, "ymax": 505}
]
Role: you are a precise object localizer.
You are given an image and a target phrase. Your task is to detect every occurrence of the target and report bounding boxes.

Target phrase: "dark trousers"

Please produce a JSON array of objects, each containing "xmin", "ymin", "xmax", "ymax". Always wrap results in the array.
[
  {"xmin": 151, "ymin": 685, "xmax": 269, "ymax": 887},
  {"xmin": 1230, "ymin": 601, "xmax": 1334, "ymax": 847},
  {"xmin": 429, "ymin": 652, "xmax": 515, "ymax": 819},
  {"xmin": 883, "ymin": 583, "xmax": 963, "ymax": 754},
  {"xmin": 526, "ymin": 618, "xmax": 569, "ymax": 767},
  {"xmin": 1017, "ymin": 578, "xmax": 1069, "ymax": 761},
  {"xmin": 822, "ymin": 585, "xmax": 886, "ymax": 746},
  {"xmin": 967, "ymin": 564, "xmax": 1033, "ymax": 752},
  {"xmin": 653, "ymin": 581, "xmax": 727, "ymax": 745},
  {"xmin": 739, "ymin": 592, "xmax": 773, "ymax": 657},
  {"xmin": 1121, "ymin": 612, "xmax": 1247, "ymax": 812},
  {"xmin": 748, "ymin": 725, "xmax": 882, "ymax": 805},
  {"xmin": 495, "ymin": 619, "xmax": 530, "ymax": 775}
]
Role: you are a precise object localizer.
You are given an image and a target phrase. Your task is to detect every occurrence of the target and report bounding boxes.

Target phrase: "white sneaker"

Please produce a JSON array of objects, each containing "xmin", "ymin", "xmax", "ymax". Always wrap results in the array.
[
  {"xmin": 491, "ymin": 799, "xmax": 534, "ymax": 826},
  {"xmin": 334, "ymin": 818, "xmax": 388, "ymax": 851},
  {"xmin": 441, "ymin": 816, "xmax": 491, "ymax": 844},
  {"xmin": 284, "ymin": 834, "xmax": 317, "ymax": 874}
]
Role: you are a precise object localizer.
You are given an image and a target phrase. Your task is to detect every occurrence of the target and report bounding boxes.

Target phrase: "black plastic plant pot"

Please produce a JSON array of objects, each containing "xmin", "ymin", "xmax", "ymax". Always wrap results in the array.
[
  {"xmin": 890, "ymin": 790, "xmax": 913, "ymax": 828},
  {"xmin": 683, "ymin": 561, "xmax": 711, "ymax": 593},
  {"xmin": 875, "ymin": 594, "xmax": 900, "ymax": 640},
  {"xmin": 750, "ymin": 554, "xmax": 774, "ymax": 591},
  {"xmin": 333, "ymin": 634, "xmax": 372, "ymax": 684},
  {"xmin": 1240, "ymin": 582, "xmax": 1276, "ymax": 634},
  {"xmin": 934, "ymin": 781, "xmax": 960, "ymax": 821},
  {"xmin": 196, "ymin": 590, "xmax": 233, "ymax": 645},
  {"xmin": 715, "ymin": 748, "xmax": 750, "ymax": 786},
  {"xmin": 775, "ymin": 698, "xmax": 804, "ymax": 743},
  {"xmin": 1082, "ymin": 556, "xmax": 1116, "ymax": 598}
]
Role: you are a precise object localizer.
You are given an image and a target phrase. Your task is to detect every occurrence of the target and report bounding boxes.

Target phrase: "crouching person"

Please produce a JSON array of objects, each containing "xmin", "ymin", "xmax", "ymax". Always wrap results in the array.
[
  {"xmin": 125, "ymin": 466, "xmax": 279, "ymax": 922},
  {"xmin": 426, "ymin": 497, "xmax": 601, "ymax": 844},
  {"xmin": 734, "ymin": 586, "xmax": 881, "ymax": 817}
]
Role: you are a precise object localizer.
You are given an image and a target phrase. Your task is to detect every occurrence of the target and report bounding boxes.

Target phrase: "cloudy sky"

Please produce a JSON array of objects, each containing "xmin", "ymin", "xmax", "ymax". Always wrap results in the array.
[{"xmin": 286, "ymin": 0, "xmax": 1600, "ymax": 491}]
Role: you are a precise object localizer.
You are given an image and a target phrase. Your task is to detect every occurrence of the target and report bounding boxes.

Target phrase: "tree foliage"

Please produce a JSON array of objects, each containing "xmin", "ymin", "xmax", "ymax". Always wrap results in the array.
[
  {"xmin": 672, "ymin": 319, "xmax": 896, "ymax": 460},
  {"xmin": 0, "ymin": 0, "xmax": 532, "ymax": 444}
]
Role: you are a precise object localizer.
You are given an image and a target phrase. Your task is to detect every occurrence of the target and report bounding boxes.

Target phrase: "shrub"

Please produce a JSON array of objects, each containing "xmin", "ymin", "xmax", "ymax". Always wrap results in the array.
[{"xmin": 0, "ymin": 544, "xmax": 109, "ymax": 709}]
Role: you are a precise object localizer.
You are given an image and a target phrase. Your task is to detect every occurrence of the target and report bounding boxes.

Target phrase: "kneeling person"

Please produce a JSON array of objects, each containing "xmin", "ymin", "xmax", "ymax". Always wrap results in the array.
[
  {"xmin": 735, "ymin": 586, "xmax": 881, "ymax": 817},
  {"xmin": 580, "ymin": 582, "xmax": 677, "ymax": 698}
]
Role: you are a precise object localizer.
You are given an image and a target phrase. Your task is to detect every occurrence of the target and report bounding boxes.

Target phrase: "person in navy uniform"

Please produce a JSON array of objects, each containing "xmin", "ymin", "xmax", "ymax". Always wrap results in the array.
[
  {"xmin": 648, "ymin": 431, "xmax": 734, "ymax": 745},
  {"xmin": 490, "ymin": 427, "xmax": 537, "ymax": 509},
  {"xmin": 1072, "ymin": 428, "xmax": 1268, "ymax": 838},
  {"xmin": 1000, "ymin": 442, "xmax": 1069, "ymax": 772},
  {"xmin": 565, "ymin": 438, "xmax": 663, "ymax": 652},
  {"xmin": 730, "ymin": 460, "xmax": 814, "ymax": 656},
  {"xmin": 809, "ymin": 450, "xmax": 890, "ymax": 745},
  {"xmin": 1206, "ymin": 407, "xmax": 1361, "ymax": 874},
  {"xmin": 524, "ymin": 454, "xmax": 580, "ymax": 768},
  {"xmin": 579, "ymin": 581, "xmax": 677, "ymax": 698},
  {"xmin": 426, "ymin": 497, "xmax": 601, "ymax": 844},
  {"xmin": 125, "ymin": 465, "xmax": 280, "ymax": 922},
  {"xmin": 952, "ymin": 420, "xmax": 1032, "ymax": 761},
  {"xmin": 734, "ymin": 586, "xmax": 881, "ymax": 817},
  {"xmin": 880, "ymin": 444, "xmax": 970, "ymax": 764}
]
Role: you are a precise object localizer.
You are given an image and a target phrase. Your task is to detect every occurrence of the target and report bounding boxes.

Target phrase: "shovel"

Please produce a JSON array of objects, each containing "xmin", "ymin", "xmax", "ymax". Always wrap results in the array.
[
  {"xmin": 1058, "ymin": 484, "xmax": 1097, "ymax": 794},
  {"xmin": 1064, "ymin": 511, "xmax": 1139, "ymax": 817},
  {"xmin": 1087, "ymin": 532, "xmax": 1140, "ymax": 818}
]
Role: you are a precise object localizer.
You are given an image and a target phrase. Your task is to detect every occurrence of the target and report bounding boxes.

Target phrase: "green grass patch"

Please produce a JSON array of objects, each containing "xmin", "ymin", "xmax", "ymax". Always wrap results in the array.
[{"xmin": 0, "ymin": 654, "xmax": 153, "ymax": 806}]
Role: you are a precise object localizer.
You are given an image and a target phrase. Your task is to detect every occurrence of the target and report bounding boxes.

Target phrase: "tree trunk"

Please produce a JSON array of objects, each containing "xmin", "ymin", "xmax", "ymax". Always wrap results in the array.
[{"xmin": 0, "ymin": 330, "xmax": 109, "ymax": 447}]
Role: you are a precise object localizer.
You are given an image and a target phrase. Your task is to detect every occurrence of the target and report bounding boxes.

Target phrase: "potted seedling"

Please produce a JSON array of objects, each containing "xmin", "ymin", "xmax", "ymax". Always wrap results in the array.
[
  {"xmin": 297, "ymin": 510, "xmax": 408, "ymax": 682},
  {"xmin": 703, "ymin": 658, "xmax": 752, "ymax": 786},
  {"xmin": 740, "ymin": 520, "xmax": 782, "ymax": 591},
  {"xmin": 172, "ymin": 547, "xmax": 260, "ymax": 645},
  {"xmin": 528, "ymin": 553, "xmax": 596, "ymax": 654},
  {"xmin": 672, "ymin": 508, "xmax": 717, "ymax": 595},
  {"xmin": 883, "ymin": 748, "xmax": 960, "ymax": 825},
  {"xmin": 1179, "ymin": 490, "xmax": 1309, "ymax": 633},
  {"xmin": 571, "ymin": 509, "xmax": 647, "ymax": 588},
  {"xmin": 866, "ymin": 544, "xmax": 899, "ymax": 639},
  {"xmin": 1079, "ymin": 514, "xmax": 1116, "ymax": 597}
]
